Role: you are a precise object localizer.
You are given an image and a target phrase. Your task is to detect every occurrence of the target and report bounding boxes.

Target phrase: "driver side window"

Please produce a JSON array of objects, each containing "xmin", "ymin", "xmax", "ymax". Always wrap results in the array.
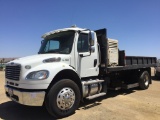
[{"xmin": 77, "ymin": 33, "xmax": 89, "ymax": 52}]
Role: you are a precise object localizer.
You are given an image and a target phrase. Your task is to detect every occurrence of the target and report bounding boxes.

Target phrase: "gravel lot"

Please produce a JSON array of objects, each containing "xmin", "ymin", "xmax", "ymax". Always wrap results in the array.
[{"xmin": 0, "ymin": 68, "xmax": 160, "ymax": 120}]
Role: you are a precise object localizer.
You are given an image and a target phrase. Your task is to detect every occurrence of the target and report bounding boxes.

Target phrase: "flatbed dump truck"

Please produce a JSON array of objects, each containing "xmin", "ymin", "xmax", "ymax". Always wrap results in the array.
[{"xmin": 5, "ymin": 26, "xmax": 157, "ymax": 118}]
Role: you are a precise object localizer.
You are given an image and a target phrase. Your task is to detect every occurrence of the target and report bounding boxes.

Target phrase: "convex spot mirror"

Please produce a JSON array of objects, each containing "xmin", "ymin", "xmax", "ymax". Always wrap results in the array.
[{"xmin": 91, "ymin": 46, "xmax": 95, "ymax": 53}]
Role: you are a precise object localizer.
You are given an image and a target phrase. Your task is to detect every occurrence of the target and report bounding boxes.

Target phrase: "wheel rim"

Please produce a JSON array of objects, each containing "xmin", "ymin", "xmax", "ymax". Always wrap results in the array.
[
  {"xmin": 57, "ymin": 87, "xmax": 75, "ymax": 110},
  {"xmin": 144, "ymin": 75, "xmax": 149, "ymax": 86}
]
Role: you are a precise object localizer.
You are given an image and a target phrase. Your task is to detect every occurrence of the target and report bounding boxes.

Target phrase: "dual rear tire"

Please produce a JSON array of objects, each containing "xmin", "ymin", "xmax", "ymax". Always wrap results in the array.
[{"xmin": 139, "ymin": 71, "xmax": 150, "ymax": 90}]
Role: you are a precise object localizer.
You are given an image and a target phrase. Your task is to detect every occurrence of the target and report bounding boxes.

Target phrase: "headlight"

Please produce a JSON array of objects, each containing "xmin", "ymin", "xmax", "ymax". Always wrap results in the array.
[{"xmin": 25, "ymin": 70, "xmax": 49, "ymax": 80}]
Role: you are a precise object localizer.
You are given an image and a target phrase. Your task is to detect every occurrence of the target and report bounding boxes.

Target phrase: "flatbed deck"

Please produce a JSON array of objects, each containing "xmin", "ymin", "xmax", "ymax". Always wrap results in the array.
[{"xmin": 107, "ymin": 56, "xmax": 157, "ymax": 72}]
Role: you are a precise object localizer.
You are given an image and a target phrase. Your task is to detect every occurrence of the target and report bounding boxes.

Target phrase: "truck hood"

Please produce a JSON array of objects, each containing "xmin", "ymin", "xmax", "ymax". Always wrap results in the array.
[{"xmin": 7, "ymin": 54, "xmax": 71, "ymax": 67}]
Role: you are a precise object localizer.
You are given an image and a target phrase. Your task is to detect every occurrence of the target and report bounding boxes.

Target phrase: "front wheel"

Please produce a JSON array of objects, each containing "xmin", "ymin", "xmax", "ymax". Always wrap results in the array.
[
  {"xmin": 139, "ymin": 71, "xmax": 150, "ymax": 90},
  {"xmin": 45, "ymin": 79, "xmax": 81, "ymax": 118}
]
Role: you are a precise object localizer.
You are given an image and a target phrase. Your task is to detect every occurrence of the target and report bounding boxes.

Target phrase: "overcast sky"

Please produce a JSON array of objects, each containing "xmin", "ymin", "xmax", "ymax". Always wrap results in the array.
[{"xmin": 0, "ymin": 0, "xmax": 160, "ymax": 58}]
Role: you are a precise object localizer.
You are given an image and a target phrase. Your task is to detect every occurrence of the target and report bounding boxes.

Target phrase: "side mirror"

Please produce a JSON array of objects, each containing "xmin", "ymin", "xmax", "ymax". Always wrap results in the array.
[{"xmin": 89, "ymin": 32, "xmax": 94, "ymax": 46}]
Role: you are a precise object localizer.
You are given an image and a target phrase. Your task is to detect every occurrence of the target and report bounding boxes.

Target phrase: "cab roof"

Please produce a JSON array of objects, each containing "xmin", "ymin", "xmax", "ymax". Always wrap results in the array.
[{"xmin": 42, "ymin": 26, "xmax": 85, "ymax": 39}]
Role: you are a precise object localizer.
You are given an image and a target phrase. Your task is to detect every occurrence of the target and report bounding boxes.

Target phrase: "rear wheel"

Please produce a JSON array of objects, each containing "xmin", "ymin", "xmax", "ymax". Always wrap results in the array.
[
  {"xmin": 45, "ymin": 79, "xmax": 80, "ymax": 118},
  {"xmin": 139, "ymin": 71, "xmax": 150, "ymax": 90}
]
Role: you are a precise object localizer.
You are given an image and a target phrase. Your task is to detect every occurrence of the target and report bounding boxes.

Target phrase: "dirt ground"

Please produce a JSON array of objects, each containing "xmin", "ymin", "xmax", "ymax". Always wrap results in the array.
[{"xmin": 0, "ymin": 68, "xmax": 160, "ymax": 120}]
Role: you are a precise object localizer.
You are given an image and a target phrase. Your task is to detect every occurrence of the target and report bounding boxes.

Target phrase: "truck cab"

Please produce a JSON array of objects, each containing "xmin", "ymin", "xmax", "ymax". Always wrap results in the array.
[
  {"xmin": 40, "ymin": 27, "xmax": 100, "ymax": 77},
  {"xmin": 5, "ymin": 26, "xmax": 101, "ymax": 117}
]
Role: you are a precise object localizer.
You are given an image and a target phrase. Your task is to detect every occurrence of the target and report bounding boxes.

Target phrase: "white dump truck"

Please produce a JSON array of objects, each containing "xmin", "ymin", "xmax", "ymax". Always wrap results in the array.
[{"xmin": 5, "ymin": 26, "xmax": 157, "ymax": 118}]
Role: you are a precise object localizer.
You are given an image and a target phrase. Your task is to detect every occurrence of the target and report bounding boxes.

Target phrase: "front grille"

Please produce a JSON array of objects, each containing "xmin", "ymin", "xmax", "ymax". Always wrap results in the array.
[{"xmin": 5, "ymin": 64, "xmax": 21, "ymax": 81}]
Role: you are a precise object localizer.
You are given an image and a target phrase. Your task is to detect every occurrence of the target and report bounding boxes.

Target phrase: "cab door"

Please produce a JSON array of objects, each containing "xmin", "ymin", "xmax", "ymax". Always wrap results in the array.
[{"xmin": 76, "ymin": 32, "xmax": 99, "ymax": 78}]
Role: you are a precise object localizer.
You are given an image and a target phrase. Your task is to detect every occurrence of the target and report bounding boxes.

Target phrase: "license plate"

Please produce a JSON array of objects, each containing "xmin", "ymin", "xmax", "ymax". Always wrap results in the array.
[{"xmin": 8, "ymin": 88, "xmax": 13, "ymax": 96}]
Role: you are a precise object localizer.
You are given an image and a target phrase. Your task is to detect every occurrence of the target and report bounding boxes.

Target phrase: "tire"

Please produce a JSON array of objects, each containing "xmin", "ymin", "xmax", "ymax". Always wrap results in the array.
[
  {"xmin": 139, "ymin": 71, "xmax": 150, "ymax": 90},
  {"xmin": 45, "ymin": 79, "xmax": 81, "ymax": 118}
]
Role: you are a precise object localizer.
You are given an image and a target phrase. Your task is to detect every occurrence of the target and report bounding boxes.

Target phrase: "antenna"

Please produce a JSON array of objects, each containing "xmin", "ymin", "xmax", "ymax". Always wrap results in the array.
[{"xmin": 71, "ymin": 25, "xmax": 77, "ymax": 28}]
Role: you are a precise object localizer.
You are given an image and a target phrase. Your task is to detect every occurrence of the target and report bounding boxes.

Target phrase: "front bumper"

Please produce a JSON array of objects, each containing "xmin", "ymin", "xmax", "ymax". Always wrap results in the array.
[{"xmin": 5, "ymin": 86, "xmax": 45, "ymax": 106}]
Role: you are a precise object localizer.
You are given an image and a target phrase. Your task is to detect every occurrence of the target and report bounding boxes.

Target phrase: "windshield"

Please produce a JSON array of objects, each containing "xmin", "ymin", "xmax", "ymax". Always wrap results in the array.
[{"xmin": 39, "ymin": 31, "xmax": 75, "ymax": 54}]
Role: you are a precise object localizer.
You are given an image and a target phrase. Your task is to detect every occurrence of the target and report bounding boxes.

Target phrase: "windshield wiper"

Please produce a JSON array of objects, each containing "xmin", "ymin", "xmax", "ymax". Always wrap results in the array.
[{"xmin": 45, "ymin": 50, "xmax": 60, "ymax": 54}]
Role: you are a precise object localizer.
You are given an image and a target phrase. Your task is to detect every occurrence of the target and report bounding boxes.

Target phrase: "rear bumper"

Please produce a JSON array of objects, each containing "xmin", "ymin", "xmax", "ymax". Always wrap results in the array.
[{"xmin": 5, "ymin": 86, "xmax": 45, "ymax": 106}]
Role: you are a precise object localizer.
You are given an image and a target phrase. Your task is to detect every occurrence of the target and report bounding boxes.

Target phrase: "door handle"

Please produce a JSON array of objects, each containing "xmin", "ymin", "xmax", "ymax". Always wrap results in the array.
[{"xmin": 94, "ymin": 59, "xmax": 97, "ymax": 67}]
